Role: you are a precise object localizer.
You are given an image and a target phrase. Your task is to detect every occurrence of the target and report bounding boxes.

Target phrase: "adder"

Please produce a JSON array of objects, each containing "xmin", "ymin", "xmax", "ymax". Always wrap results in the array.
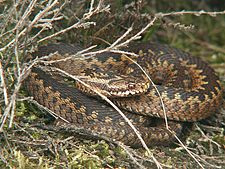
[{"xmin": 24, "ymin": 42, "xmax": 224, "ymax": 147}]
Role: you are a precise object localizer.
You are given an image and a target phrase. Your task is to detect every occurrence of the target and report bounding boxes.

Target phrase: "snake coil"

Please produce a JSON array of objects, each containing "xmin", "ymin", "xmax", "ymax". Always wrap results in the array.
[{"xmin": 25, "ymin": 42, "xmax": 223, "ymax": 147}]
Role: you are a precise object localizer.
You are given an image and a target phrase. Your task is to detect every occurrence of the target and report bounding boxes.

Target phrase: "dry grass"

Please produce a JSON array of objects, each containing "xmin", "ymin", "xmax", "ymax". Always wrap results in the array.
[{"xmin": 0, "ymin": 0, "xmax": 224, "ymax": 168}]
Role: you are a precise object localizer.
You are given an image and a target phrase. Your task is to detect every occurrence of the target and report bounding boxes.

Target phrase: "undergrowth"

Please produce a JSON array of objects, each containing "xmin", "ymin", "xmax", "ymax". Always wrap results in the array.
[{"xmin": 0, "ymin": 0, "xmax": 224, "ymax": 168}]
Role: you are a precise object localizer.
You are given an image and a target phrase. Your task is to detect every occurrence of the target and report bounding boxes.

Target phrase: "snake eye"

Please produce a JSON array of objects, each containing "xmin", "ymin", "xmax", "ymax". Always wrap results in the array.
[{"xmin": 128, "ymin": 83, "xmax": 136, "ymax": 89}]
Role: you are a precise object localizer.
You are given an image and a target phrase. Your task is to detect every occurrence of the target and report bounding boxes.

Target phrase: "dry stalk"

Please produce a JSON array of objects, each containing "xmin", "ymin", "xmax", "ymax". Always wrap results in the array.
[
  {"xmin": 0, "ymin": 0, "xmax": 110, "ymax": 130},
  {"xmin": 0, "ymin": 61, "xmax": 8, "ymax": 106},
  {"xmin": 174, "ymin": 133, "xmax": 205, "ymax": 169},
  {"xmin": 195, "ymin": 123, "xmax": 222, "ymax": 149},
  {"xmin": 25, "ymin": 98, "xmax": 146, "ymax": 169},
  {"xmin": 30, "ymin": 99, "xmax": 70, "ymax": 124},
  {"xmin": 36, "ymin": 16, "xmax": 165, "ymax": 168},
  {"xmin": 1, "ymin": 0, "xmax": 225, "ymax": 168},
  {"xmin": 48, "ymin": 66, "xmax": 162, "ymax": 169},
  {"xmin": 190, "ymin": 148, "xmax": 222, "ymax": 169},
  {"xmin": 0, "ymin": 0, "xmax": 60, "ymax": 52},
  {"xmin": 0, "ymin": 60, "xmax": 37, "ymax": 130},
  {"xmin": 38, "ymin": 0, "xmax": 110, "ymax": 44},
  {"xmin": 156, "ymin": 10, "xmax": 225, "ymax": 17}
]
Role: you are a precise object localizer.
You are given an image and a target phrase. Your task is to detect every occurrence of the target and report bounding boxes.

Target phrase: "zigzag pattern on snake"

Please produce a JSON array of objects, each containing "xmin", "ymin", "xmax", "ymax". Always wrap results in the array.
[{"xmin": 24, "ymin": 42, "xmax": 223, "ymax": 147}]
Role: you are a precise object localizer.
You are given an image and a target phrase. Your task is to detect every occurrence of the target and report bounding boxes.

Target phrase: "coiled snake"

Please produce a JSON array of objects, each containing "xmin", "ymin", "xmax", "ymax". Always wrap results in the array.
[{"xmin": 25, "ymin": 42, "xmax": 223, "ymax": 147}]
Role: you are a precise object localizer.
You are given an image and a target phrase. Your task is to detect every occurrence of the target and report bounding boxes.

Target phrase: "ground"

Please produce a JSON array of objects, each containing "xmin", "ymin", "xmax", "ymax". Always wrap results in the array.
[{"xmin": 0, "ymin": 0, "xmax": 224, "ymax": 168}]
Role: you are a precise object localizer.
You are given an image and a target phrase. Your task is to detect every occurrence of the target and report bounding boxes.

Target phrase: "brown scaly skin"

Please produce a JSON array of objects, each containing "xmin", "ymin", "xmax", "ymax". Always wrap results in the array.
[{"xmin": 24, "ymin": 42, "xmax": 223, "ymax": 147}]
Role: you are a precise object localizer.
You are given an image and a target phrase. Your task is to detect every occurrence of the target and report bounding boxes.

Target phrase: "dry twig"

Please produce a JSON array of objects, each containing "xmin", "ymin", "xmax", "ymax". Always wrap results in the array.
[{"xmin": 1, "ymin": 0, "xmax": 225, "ymax": 168}]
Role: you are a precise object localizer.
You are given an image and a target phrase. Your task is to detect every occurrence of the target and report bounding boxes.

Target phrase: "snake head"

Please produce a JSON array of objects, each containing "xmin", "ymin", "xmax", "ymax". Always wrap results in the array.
[
  {"xmin": 106, "ymin": 77, "xmax": 150, "ymax": 97},
  {"xmin": 75, "ymin": 76, "xmax": 149, "ymax": 98}
]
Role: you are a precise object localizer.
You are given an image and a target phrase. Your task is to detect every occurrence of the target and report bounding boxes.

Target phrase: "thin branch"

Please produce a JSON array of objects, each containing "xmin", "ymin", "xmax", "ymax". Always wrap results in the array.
[
  {"xmin": 0, "ymin": 57, "xmax": 41, "ymax": 130},
  {"xmin": 156, "ymin": 10, "xmax": 225, "ymax": 17},
  {"xmin": 49, "ymin": 66, "xmax": 162, "ymax": 169},
  {"xmin": 195, "ymin": 123, "xmax": 221, "ymax": 149},
  {"xmin": 38, "ymin": 0, "xmax": 110, "ymax": 43},
  {"xmin": 0, "ymin": 0, "xmax": 59, "ymax": 52},
  {"xmin": 173, "ymin": 133, "xmax": 205, "ymax": 169},
  {"xmin": 0, "ymin": 61, "xmax": 8, "ymax": 106},
  {"xmin": 116, "ymin": 16, "xmax": 157, "ymax": 49}
]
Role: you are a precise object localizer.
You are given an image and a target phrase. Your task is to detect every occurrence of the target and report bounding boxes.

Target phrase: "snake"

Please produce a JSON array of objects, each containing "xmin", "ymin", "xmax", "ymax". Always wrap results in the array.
[{"xmin": 24, "ymin": 42, "xmax": 224, "ymax": 147}]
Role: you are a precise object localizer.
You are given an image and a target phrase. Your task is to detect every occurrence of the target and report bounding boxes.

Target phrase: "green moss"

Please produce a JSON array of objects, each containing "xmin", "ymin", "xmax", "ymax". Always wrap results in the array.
[{"xmin": 1, "ymin": 0, "xmax": 224, "ymax": 168}]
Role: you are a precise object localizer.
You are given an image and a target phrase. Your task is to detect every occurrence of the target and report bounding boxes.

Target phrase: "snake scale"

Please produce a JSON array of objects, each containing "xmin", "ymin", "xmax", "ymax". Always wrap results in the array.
[{"xmin": 24, "ymin": 42, "xmax": 223, "ymax": 147}]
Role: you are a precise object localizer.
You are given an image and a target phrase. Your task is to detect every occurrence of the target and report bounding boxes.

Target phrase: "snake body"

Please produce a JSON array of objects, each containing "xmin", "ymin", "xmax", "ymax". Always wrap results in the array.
[{"xmin": 25, "ymin": 42, "xmax": 223, "ymax": 147}]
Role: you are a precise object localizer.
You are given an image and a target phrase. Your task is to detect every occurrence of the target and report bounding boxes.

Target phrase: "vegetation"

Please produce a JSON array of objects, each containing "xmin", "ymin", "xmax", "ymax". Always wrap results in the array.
[{"xmin": 0, "ymin": 0, "xmax": 224, "ymax": 168}]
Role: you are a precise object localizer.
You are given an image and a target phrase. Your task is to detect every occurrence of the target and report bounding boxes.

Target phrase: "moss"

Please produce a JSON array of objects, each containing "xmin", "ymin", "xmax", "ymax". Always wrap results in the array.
[{"xmin": 0, "ymin": 0, "xmax": 224, "ymax": 168}]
